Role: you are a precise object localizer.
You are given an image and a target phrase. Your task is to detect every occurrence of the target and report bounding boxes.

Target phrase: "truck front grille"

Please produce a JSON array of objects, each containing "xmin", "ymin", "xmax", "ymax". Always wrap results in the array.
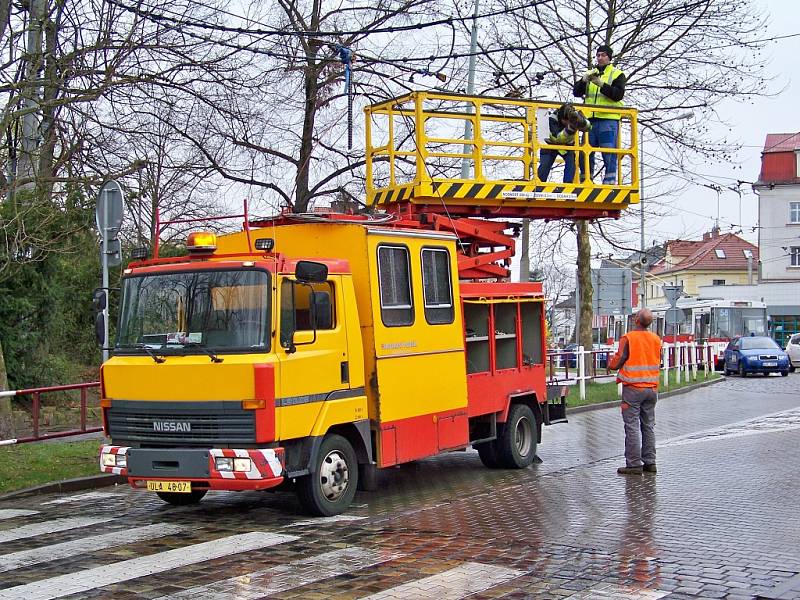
[{"xmin": 107, "ymin": 400, "xmax": 256, "ymax": 446}]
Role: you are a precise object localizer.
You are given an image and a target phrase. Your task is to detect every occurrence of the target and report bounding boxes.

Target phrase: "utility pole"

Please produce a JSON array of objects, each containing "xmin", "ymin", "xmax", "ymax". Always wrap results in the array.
[
  {"xmin": 460, "ymin": 0, "xmax": 480, "ymax": 179},
  {"xmin": 519, "ymin": 219, "xmax": 530, "ymax": 283}
]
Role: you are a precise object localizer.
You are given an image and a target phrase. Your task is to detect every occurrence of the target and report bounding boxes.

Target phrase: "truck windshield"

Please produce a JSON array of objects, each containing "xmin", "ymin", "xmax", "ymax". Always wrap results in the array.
[
  {"xmin": 712, "ymin": 307, "xmax": 767, "ymax": 339},
  {"xmin": 116, "ymin": 269, "xmax": 271, "ymax": 353}
]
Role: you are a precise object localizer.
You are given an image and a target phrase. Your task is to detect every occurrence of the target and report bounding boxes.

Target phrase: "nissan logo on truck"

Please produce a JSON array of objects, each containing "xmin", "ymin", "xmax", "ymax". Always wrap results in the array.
[{"xmin": 153, "ymin": 421, "xmax": 191, "ymax": 433}]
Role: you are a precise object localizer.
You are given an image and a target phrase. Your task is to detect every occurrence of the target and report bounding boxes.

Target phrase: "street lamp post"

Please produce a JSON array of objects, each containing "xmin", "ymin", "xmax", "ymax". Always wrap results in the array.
[
  {"xmin": 460, "ymin": 0, "xmax": 480, "ymax": 180},
  {"xmin": 639, "ymin": 111, "xmax": 693, "ymax": 309}
]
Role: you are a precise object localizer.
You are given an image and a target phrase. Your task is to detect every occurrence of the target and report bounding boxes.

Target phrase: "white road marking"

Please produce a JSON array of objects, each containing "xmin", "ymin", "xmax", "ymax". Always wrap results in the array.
[
  {"xmin": 158, "ymin": 546, "xmax": 403, "ymax": 600},
  {"xmin": 0, "ymin": 531, "xmax": 297, "ymax": 600},
  {"xmin": 0, "ymin": 516, "xmax": 111, "ymax": 544},
  {"xmin": 564, "ymin": 583, "xmax": 670, "ymax": 599},
  {"xmin": 0, "ymin": 509, "xmax": 38, "ymax": 520},
  {"xmin": 284, "ymin": 514, "xmax": 367, "ymax": 527},
  {"xmin": 41, "ymin": 491, "xmax": 122, "ymax": 505},
  {"xmin": 358, "ymin": 562, "xmax": 525, "ymax": 599},
  {"xmin": 0, "ymin": 523, "xmax": 185, "ymax": 573},
  {"xmin": 660, "ymin": 407, "xmax": 800, "ymax": 448}
]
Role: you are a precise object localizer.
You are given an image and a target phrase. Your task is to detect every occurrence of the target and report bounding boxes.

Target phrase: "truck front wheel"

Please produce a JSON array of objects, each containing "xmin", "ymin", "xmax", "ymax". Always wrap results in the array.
[
  {"xmin": 156, "ymin": 490, "xmax": 207, "ymax": 505},
  {"xmin": 297, "ymin": 434, "xmax": 359, "ymax": 516},
  {"xmin": 496, "ymin": 404, "xmax": 537, "ymax": 469}
]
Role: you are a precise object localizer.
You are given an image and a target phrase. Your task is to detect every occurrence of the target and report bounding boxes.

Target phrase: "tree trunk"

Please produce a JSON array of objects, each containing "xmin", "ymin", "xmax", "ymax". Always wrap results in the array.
[
  {"xmin": 17, "ymin": 0, "xmax": 47, "ymax": 190},
  {"xmin": 576, "ymin": 220, "xmax": 594, "ymax": 371},
  {"xmin": 0, "ymin": 339, "xmax": 14, "ymax": 439}
]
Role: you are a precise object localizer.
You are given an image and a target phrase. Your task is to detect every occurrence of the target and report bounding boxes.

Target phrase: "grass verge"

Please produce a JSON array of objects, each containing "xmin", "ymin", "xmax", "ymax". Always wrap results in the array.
[
  {"xmin": 567, "ymin": 371, "xmax": 721, "ymax": 408},
  {"xmin": 0, "ymin": 439, "xmax": 102, "ymax": 494}
]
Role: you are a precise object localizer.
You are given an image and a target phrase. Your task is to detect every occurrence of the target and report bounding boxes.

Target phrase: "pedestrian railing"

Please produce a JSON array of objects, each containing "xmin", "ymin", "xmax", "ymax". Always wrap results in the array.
[
  {"xmin": 547, "ymin": 347, "xmax": 615, "ymax": 400},
  {"xmin": 0, "ymin": 382, "xmax": 102, "ymax": 445},
  {"xmin": 548, "ymin": 342, "xmax": 718, "ymax": 402}
]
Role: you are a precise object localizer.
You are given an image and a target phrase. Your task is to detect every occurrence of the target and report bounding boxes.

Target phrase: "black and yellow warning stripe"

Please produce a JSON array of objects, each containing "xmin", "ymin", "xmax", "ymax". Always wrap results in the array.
[{"xmin": 370, "ymin": 181, "xmax": 638, "ymax": 208}]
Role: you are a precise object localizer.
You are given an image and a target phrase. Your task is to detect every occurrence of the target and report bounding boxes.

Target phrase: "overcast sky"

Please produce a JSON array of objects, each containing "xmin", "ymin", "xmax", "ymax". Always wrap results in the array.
[{"xmin": 650, "ymin": 0, "xmax": 798, "ymax": 245}]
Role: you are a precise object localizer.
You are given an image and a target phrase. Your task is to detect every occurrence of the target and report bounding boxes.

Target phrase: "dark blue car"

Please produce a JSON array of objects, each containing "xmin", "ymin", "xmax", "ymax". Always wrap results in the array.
[{"xmin": 723, "ymin": 336, "xmax": 791, "ymax": 377}]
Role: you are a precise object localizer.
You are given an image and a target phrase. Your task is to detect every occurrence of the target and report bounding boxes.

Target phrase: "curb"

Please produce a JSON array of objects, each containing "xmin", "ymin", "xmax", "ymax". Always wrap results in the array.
[
  {"xmin": 0, "ymin": 473, "xmax": 126, "ymax": 502},
  {"xmin": 568, "ymin": 376, "xmax": 723, "ymax": 415}
]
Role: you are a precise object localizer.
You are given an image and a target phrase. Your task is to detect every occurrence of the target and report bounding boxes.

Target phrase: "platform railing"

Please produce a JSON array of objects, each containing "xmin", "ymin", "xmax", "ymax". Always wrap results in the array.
[{"xmin": 365, "ymin": 91, "xmax": 640, "ymax": 214}]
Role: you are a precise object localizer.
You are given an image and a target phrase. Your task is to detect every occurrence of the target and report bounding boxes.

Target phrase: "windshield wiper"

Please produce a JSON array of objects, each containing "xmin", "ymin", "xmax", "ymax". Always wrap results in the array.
[
  {"xmin": 121, "ymin": 343, "xmax": 166, "ymax": 364},
  {"xmin": 182, "ymin": 342, "xmax": 224, "ymax": 363}
]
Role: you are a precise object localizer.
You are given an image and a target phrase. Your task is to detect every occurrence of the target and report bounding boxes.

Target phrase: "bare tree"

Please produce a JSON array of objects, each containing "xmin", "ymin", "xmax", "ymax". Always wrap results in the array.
[{"xmin": 486, "ymin": 0, "xmax": 772, "ymax": 352}]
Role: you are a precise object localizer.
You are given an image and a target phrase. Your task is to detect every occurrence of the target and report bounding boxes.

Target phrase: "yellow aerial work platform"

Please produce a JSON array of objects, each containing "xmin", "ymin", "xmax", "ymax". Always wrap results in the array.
[{"xmin": 365, "ymin": 91, "xmax": 640, "ymax": 219}]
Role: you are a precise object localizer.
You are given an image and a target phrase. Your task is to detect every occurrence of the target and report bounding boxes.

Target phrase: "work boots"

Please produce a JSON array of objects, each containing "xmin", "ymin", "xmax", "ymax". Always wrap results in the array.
[
  {"xmin": 616, "ymin": 464, "xmax": 657, "ymax": 475},
  {"xmin": 617, "ymin": 466, "xmax": 643, "ymax": 475}
]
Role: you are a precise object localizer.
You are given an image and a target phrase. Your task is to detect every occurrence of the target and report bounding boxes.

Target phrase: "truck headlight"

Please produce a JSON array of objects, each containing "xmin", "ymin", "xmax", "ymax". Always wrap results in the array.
[
  {"xmin": 102, "ymin": 453, "xmax": 126, "ymax": 468},
  {"xmin": 233, "ymin": 458, "xmax": 251, "ymax": 472},
  {"xmin": 215, "ymin": 456, "xmax": 251, "ymax": 472},
  {"xmin": 215, "ymin": 457, "xmax": 233, "ymax": 472}
]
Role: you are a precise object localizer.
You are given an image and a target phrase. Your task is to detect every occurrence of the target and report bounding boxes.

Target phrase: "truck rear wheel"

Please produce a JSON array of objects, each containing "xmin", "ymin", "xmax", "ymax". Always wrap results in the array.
[
  {"xmin": 156, "ymin": 490, "xmax": 207, "ymax": 505},
  {"xmin": 297, "ymin": 434, "xmax": 358, "ymax": 516},
  {"xmin": 495, "ymin": 404, "xmax": 537, "ymax": 469},
  {"xmin": 475, "ymin": 441, "xmax": 501, "ymax": 468}
]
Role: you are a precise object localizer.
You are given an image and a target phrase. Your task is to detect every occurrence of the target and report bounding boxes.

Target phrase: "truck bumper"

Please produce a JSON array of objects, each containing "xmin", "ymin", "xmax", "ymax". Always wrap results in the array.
[{"xmin": 99, "ymin": 445, "xmax": 285, "ymax": 492}]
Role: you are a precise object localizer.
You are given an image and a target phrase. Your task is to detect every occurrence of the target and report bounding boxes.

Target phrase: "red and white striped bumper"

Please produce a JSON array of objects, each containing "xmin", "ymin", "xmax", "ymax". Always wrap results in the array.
[
  {"xmin": 207, "ymin": 448, "xmax": 284, "ymax": 481},
  {"xmin": 100, "ymin": 445, "xmax": 286, "ymax": 491},
  {"xmin": 99, "ymin": 445, "xmax": 130, "ymax": 476}
]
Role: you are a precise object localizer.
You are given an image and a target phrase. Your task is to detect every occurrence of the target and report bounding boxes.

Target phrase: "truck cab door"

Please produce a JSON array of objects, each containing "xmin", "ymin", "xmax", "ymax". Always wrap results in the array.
[{"xmin": 276, "ymin": 275, "xmax": 350, "ymax": 434}]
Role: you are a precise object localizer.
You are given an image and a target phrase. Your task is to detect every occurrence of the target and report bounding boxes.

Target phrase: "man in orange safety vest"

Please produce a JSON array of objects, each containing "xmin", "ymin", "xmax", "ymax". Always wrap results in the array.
[{"xmin": 609, "ymin": 308, "xmax": 662, "ymax": 475}]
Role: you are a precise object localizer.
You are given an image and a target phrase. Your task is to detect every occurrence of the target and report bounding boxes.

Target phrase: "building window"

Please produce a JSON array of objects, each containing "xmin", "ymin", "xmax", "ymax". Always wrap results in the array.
[
  {"xmin": 714, "ymin": 248, "xmax": 726, "ymax": 259},
  {"xmin": 712, "ymin": 279, "xmax": 726, "ymax": 286},
  {"xmin": 790, "ymin": 202, "xmax": 800, "ymax": 224},
  {"xmin": 791, "ymin": 246, "xmax": 800, "ymax": 268},
  {"xmin": 377, "ymin": 245, "xmax": 414, "ymax": 326},
  {"xmin": 742, "ymin": 249, "xmax": 753, "ymax": 259},
  {"xmin": 421, "ymin": 247, "xmax": 454, "ymax": 324}
]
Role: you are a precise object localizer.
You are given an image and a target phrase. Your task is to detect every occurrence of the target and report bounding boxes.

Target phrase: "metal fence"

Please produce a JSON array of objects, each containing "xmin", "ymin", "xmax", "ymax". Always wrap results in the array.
[
  {"xmin": 547, "ymin": 342, "xmax": 717, "ymax": 402},
  {"xmin": 0, "ymin": 382, "xmax": 102, "ymax": 445}
]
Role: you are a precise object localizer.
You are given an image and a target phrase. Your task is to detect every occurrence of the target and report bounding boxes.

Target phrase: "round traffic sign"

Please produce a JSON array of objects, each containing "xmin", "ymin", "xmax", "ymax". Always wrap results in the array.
[{"xmin": 96, "ymin": 180, "xmax": 125, "ymax": 236}]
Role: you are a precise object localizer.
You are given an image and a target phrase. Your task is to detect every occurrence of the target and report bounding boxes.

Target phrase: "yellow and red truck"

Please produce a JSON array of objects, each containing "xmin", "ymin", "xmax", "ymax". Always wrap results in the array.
[{"xmin": 99, "ymin": 92, "xmax": 639, "ymax": 515}]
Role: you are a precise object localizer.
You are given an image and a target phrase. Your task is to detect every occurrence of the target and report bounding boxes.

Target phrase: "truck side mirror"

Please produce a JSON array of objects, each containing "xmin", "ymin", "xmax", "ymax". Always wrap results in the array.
[
  {"xmin": 295, "ymin": 261, "xmax": 328, "ymax": 283},
  {"xmin": 92, "ymin": 288, "xmax": 107, "ymax": 347},
  {"xmin": 92, "ymin": 288, "xmax": 107, "ymax": 312},
  {"xmin": 95, "ymin": 312, "xmax": 105, "ymax": 346}
]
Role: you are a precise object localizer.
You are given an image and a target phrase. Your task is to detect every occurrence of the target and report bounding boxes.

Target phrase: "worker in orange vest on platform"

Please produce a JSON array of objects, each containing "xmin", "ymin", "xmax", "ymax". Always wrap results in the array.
[{"xmin": 609, "ymin": 308, "xmax": 662, "ymax": 475}]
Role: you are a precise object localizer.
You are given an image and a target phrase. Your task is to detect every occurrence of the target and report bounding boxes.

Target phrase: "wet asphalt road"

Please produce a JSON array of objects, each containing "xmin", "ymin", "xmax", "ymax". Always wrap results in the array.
[{"xmin": 0, "ymin": 373, "xmax": 799, "ymax": 599}]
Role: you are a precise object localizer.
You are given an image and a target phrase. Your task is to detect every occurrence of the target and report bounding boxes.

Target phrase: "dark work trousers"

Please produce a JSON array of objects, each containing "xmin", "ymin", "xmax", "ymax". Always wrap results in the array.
[{"xmin": 621, "ymin": 385, "xmax": 658, "ymax": 467}]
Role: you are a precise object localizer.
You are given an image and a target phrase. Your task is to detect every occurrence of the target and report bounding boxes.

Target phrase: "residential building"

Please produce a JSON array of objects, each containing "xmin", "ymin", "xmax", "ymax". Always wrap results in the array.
[
  {"xmin": 551, "ymin": 292, "xmax": 576, "ymax": 346},
  {"xmin": 753, "ymin": 132, "xmax": 800, "ymax": 280},
  {"xmin": 711, "ymin": 132, "xmax": 800, "ymax": 345},
  {"xmin": 646, "ymin": 228, "xmax": 758, "ymax": 305}
]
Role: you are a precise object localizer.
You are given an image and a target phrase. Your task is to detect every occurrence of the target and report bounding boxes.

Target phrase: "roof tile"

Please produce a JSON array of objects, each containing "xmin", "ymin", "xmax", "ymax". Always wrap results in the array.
[{"xmin": 651, "ymin": 231, "xmax": 758, "ymax": 276}]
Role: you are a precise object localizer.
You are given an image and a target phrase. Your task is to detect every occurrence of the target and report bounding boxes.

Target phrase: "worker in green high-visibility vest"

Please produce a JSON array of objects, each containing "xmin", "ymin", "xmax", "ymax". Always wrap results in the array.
[{"xmin": 573, "ymin": 44, "xmax": 627, "ymax": 185}]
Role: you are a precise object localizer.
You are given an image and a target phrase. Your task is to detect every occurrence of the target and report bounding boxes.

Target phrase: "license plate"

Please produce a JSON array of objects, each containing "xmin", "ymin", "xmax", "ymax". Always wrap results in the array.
[
  {"xmin": 146, "ymin": 480, "xmax": 191, "ymax": 493},
  {"xmin": 762, "ymin": 362, "xmax": 777, "ymax": 367}
]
